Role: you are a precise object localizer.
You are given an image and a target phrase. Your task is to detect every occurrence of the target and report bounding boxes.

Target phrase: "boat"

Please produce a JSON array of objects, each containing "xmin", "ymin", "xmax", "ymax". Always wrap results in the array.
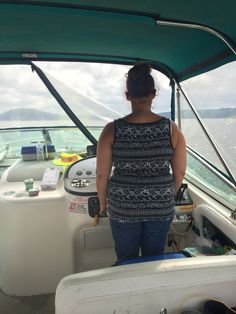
[{"xmin": 0, "ymin": 1, "xmax": 236, "ymax": 313}]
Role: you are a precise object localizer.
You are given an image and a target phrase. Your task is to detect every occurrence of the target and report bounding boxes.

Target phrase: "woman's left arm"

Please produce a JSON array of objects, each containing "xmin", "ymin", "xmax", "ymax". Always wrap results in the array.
[
  {"xmin": 170, "ymin": 121, "xmax": 186, "ymax": 193},
  {"xmin": 96, "ymin": 122, "xmax": 114, "ymax": 214}
]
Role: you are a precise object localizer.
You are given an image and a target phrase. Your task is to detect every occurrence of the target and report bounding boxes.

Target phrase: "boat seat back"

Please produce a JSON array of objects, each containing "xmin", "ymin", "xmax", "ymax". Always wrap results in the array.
[{"xmin": 56, "ymin": 255, "xmax": 236, "ymax": 314}]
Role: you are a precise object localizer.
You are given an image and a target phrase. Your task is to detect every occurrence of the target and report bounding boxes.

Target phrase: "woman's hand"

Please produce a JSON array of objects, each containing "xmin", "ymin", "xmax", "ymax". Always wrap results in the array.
[{"xmin": 99, "ymin": 207, "xmax": 107, "ymax": 214}]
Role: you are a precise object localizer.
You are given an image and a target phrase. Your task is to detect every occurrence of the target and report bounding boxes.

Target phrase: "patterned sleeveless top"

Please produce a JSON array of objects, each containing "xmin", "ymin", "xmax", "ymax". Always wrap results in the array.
[{"xmin": 107, "ymin": 117, "xmax": 175, "ymax": 223}]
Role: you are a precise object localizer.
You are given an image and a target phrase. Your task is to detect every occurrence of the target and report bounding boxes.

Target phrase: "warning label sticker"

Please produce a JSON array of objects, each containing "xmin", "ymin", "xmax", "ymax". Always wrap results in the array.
[{"xmin": 68, "ymin": 196, "xmax": 88, "ymax": 214}]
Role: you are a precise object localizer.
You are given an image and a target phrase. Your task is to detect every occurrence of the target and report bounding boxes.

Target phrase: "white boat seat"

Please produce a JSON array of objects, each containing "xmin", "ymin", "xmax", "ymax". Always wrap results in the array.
[{"xmin": 55, "ymin": 255, "xmax": 236, "ymax": 314}]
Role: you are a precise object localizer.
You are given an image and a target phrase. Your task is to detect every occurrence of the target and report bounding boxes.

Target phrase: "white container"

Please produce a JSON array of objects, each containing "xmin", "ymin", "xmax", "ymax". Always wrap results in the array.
[{"xmin": 37, "ymin": 142, "xmax": 44, "ymax": 161}]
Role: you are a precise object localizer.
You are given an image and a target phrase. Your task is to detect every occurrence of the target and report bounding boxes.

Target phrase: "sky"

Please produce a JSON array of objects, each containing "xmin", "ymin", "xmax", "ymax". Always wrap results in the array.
[
  {"xmin": 181, "ymin": 62, "xmax": 236, "ymax": 110},
  {"xmin": 0, "ymin": 61, "xmax": 235, "ymax": 125},
  {"xmin": 35, "ymin": 61, "xmax": 172, "ymax": 115}
]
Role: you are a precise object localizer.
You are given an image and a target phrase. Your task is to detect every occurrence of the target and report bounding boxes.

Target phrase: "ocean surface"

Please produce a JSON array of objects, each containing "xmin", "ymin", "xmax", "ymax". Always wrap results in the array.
[{"xmin": 182, "ymin": 117, "xmax": 236, "ymax": 178}]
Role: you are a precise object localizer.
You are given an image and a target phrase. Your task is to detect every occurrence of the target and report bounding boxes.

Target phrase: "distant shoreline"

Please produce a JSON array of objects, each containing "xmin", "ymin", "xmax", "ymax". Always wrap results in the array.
[
  {"xmin": 161, "ymin": 108, "xmax": 236, "ymax": 119},
  {"xmin": 1, "ymin": 107, "xmax": 236, "ymax": 122}
]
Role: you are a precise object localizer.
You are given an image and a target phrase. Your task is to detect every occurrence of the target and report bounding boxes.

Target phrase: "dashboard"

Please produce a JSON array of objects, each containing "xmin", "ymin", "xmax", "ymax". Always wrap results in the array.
[{"xmin": 64, "ymin": 157, "xmax": 194, "ymax": 222}]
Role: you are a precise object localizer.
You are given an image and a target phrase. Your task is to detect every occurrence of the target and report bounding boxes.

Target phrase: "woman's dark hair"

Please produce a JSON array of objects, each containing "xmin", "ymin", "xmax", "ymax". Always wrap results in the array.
[{"xmin": 126, "ymin": 63, "xmax": 155, "ymax": 98}]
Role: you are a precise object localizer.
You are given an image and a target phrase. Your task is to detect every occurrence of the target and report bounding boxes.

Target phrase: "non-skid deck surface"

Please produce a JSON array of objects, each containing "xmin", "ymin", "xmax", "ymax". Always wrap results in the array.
[{"xmin": 0, "ymin": 290, "xmax": 55, "ymax": 314}]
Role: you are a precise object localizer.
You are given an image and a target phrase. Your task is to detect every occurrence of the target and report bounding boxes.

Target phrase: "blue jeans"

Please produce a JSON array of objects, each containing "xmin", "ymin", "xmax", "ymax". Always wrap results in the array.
[{"xmin": 109, "ymin": 218, "xmax": 172, "ymax": 261}]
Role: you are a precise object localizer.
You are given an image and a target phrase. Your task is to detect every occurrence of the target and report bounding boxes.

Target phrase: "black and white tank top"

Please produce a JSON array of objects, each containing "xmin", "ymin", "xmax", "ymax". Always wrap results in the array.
[{"xmin": 107, "ymin": 117, "xmax": 175, "ymax": 223}]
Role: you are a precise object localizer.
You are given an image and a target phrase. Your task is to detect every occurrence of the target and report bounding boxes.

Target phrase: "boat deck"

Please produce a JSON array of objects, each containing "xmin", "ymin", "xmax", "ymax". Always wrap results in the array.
[{"xmin": 0, "ymin": 290, "xmax": 55, "ymax": 314}]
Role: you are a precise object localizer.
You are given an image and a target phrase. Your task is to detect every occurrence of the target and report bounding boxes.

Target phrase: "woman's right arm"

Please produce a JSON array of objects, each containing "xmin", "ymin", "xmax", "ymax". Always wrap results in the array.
[
  {"xmin": 171, "ymin": 121, "xmax": 186, "ymax": 193},
  {"xmin": 96, "ymin": 122, "xmax": 114, "ymax": 214}
]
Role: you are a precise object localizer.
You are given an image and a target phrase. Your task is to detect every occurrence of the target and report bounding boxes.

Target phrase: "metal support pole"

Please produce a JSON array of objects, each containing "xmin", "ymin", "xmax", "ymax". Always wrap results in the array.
[
  {"xmin": 176, "ymin": 87, "xmax": 181, "ymax": 130},
  {"xmin": 156, "ymin": 19, "xmax": 236, "ymax": 55},
  {"xmin": 170, "ymin": 80, "xmax": 175, "ymax": 121}
]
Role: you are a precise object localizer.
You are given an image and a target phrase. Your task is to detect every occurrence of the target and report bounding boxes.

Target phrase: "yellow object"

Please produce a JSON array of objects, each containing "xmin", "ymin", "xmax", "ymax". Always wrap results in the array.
[
  {"xmin": 52, "ymin": 152, "xmax": 82, "ymax": 166},
  {"xmin": 176, "ymin": 204, "xmax": 195, "ymax": 211},
  {"xmin": 93, "ymin": 213, "xmax": 99, "ymax": 226}
]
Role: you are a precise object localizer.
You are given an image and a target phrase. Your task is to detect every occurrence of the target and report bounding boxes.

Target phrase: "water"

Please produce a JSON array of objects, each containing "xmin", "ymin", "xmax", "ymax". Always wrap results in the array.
[
  {"xmin": 0, "ymin": 118, "xmax": 236, "ymax": 178},
  {"xmin": 0, "ymin": 124, "xmax": 102, "ymax": 158},
  {"xmin": 182, "ymin": 117, "xmax": 236, "ymax": 179}
]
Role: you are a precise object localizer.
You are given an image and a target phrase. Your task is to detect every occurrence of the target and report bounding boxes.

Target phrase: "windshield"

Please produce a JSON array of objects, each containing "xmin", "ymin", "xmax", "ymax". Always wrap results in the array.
[
  {"xmin": 0, "ymin": 62, "xmax": 171, "ymax": 168},
  {"xmin": 35, "ymin": 62, "xmax": 172, "ymax": 125},
  {"xmin": 179, "ymin": 61, "xmax": 236, "ymax": 208},
  {"xmin": 0, "ymin": 61, "xmax": 235, "ymax": 206},
  {"xmin": 181, "ymin": 61, "xmax": 236, "ymax": 181}
]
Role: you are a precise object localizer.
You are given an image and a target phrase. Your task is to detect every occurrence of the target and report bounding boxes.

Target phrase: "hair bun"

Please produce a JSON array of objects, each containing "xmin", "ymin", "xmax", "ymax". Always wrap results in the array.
[
  {"xmin": 126, "ymin": 63, "xmax": 155, "ymax": 98},
  {"xmin": 128, "ymin": 63, "xmax": 151, "ymax": 79}
]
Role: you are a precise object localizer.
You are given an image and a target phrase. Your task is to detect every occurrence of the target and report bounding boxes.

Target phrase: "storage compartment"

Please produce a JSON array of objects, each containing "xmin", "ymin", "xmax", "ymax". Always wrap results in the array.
[
  {"xmin": 21, "ymin": 144, "xmax": 37, "ymax": 161},
  {"xmin": 43, "ymin": 144, "xmax": 56, "ymax": 159},
  {"xmin": 21, "ymin": 144, "xmax": 55, "ymax": 161},
  {"xmin": 183, "ymin": 217, "xmax": 236, "ymax": 257},
  {"xmin": 81, "ymin": 226, "xmax": 114, "ymax": 250},
  {"xmin": 203, "ymin": 217, "xmax": 236, "ymax": 250}
]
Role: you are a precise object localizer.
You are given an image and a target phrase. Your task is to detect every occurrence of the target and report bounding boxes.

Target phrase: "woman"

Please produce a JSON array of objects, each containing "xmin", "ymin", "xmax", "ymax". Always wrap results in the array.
[{"xmin": 96, "ymin": 63, "xmax": 186, "ymax": 262}]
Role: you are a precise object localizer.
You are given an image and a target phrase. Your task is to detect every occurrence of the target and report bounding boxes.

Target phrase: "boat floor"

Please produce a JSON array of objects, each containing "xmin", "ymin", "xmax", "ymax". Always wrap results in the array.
[{"xmin": 0, "ymin": 290, "xmax": 55, "ymax": 314}]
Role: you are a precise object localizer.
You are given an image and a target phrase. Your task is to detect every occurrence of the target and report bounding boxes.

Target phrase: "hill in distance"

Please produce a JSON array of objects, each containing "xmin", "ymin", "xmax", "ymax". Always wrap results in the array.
[
  {"xmin": 1, "ymin": 107, "xmax": 236, "ymax": 122},
  {"xmin": 0, "ymin": 108, "xmax": 63, "ymax": 120},
  {"xmin": 161, "ymin": 107, "xmax": 236, "ymax": 119}
]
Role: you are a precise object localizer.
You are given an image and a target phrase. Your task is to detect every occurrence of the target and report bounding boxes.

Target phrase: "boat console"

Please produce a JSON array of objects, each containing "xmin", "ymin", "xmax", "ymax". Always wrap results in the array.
[
  {"xmin": 0, "ymin": 156, "xmax": 235, "ymax": 300},
  {"xmin": 64, "ymin": 156, "xmax": 194, "ymax": 223},
  {"xmin": 0, "ymin": 159, "xmax": 73, "ymax": 296}
]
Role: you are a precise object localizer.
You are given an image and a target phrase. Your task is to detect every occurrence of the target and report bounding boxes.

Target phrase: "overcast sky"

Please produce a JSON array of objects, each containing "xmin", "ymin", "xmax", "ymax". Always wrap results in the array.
[
  {"xmin": 36, "ymin": 61, "xmax": 172, "ymax": 115},
  {"xmin": 181, "ymin": 61, "xmax": 236, "ymax": 109},
  {"xmin": 0, "ymin": 61, "xmax": 235, "ymax": 123}
]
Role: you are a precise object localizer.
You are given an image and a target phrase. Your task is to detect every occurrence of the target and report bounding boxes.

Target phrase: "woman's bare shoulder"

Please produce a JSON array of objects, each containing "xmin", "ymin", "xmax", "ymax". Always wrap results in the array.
[
  {"xmin": 103, "ymin": 121, "xmax": 115, "ymax": 133},
  {"xmin": 98, "ymin": 121, "xmax": 115, "ymax": 143},
  {"xmin": 170, "ymin": 121, "xmax": 185, "ymax": 149}
]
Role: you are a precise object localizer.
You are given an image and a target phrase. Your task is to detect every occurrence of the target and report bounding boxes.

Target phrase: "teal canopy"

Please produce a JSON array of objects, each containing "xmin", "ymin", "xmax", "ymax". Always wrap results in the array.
[{"xmin": 0, "ymin": 0, "xmax": 235, "ymax": 81}]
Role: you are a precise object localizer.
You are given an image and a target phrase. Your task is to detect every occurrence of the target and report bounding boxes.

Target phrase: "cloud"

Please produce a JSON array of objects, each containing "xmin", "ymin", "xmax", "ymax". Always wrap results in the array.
[
  {"xmin": 0, "ymin": 64, "xmax": 60, "ymax": 113},
  {"xmin": 0, "ymin": 60, "xmax": 235, "ymax": 125},
  {"xmin": 37, "ymin": 61, "xmax": 172, "ymax": 114},
  {"xmin": 181, "ymin": 61, "xmax": 236, "ymax": 109}
]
